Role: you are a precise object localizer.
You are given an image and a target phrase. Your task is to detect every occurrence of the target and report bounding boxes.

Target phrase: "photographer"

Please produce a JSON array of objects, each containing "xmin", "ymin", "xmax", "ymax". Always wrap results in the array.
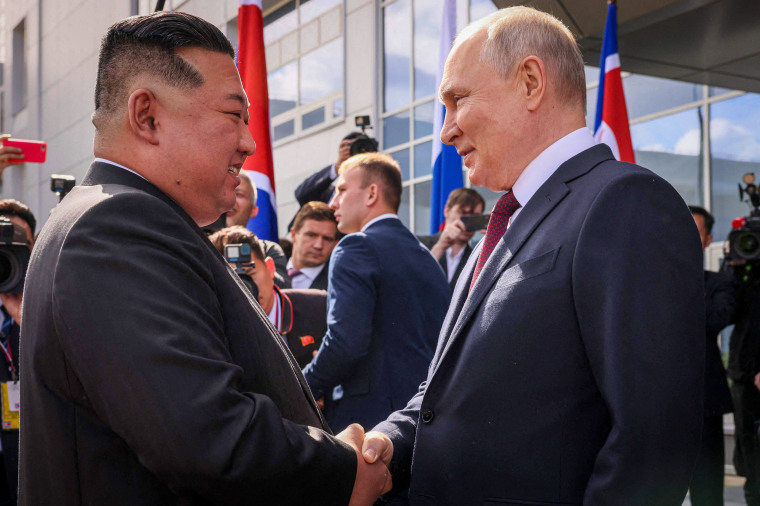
[
  {"xmin": 0, "ymin": 135, "xmax": 24, "ymax": 175},
  {"xmin": 209, "ymin": 226, "xmax": 326, "ymax": 368},
  {"xmin": 0, "ymin": 199, "xmax": 35, "ymax": 506}
]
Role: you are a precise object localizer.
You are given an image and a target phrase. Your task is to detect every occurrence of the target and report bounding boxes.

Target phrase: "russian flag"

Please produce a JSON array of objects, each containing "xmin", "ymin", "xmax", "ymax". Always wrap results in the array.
[
  {"xmin": 593, "ymin": 1, "xmax": 635, "ymax": 163},
  {"xmin": 429, "ymin": 0, "xmax": 463, "ymax": 234},
  {"xmin": 238, "ymin": 0, "xmax": 279, "ymax": 241}
]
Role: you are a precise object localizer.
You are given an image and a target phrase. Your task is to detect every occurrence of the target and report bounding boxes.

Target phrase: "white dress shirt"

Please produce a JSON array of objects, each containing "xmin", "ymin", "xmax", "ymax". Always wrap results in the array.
[{"xmin": 286, "ymin": 259, "xmax": 326, "ymax": 290}]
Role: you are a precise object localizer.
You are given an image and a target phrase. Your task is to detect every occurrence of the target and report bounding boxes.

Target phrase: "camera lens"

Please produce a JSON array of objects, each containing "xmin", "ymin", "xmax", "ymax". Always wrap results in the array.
[
  {"xmin": 0, "ymin": 250, "xmax": 20, "ymax": 293},
  {"xmin": 736, "ymin": 231, "xmax": 760, "ymax": 259}
]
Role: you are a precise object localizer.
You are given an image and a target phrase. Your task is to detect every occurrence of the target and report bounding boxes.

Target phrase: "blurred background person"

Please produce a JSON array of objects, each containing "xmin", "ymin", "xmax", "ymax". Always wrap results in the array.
[
  {"xmin": 287, "ymin": 202, "xmax": 338, "ymax": 291},
  {"xmin": 225, "ymin": 171, "xmax": 290, "ymax": 288},
  {"xmin": 418, "ymin": 188, "xmax": 485, "ymax": 293},
  {"xmin": 294, "ymin": 132, "xmax": 363, "ymax": 208},
  {"xmin": 688, "ymin": 205, "xmax": 734, "ymax": 506},
  {"xmin": 210, "ymin": 226, "xmax": 327, "ymax": 368}
]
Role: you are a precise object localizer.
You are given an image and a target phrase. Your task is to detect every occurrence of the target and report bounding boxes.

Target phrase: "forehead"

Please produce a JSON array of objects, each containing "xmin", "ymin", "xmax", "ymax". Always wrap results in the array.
[
  {"xmin": 237, "ymin": 178, "xmax": 253, "ymax": 196},
  {"xmin": 338, "ymin": 165, "xmax": 363, "ymax": 185},
  {"xmin": 440, "ymin": 33, "xmax": 489, "ymax": 96},
  {"xmin": 300, "ymin": 218, "xmax": 336, "ymax": 234},
  {"xmin": 175, "ymin": 47, "xmax": 248, "ymax": 106}
]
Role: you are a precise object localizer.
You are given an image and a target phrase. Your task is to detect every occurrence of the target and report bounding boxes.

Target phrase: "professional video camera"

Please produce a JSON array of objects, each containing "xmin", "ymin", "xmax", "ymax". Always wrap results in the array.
[
  {"xmin": 224, "ymin": 243, "xmax": 259, "ymax": 300},
  {"xmin": 350, "ymin": 115, "xmax": 379, "ymax": 156},
  {"xmin": 725, "ymin": 173, "xmax": 760, "ymax": 284},
  {"xmin": 0, "ymin": 217, "xmax": 31, "ymax": 294}
]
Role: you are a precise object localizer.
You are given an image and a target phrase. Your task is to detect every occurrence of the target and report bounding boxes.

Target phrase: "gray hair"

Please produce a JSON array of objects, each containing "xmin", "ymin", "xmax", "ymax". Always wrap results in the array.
[
  {"xmin": 456, "ymin": 6, "xmax": 586, "ymax": 111},
  {"xmin": 239, "ymin": 171, "xmax": 257, "ymax": 207}
]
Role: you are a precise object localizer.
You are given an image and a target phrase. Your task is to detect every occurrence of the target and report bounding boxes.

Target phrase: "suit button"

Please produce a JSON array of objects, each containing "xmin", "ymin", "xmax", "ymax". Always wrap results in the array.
[{"xmin": 421, "ymin": 408, "xmax": 434, "ymax": 424}]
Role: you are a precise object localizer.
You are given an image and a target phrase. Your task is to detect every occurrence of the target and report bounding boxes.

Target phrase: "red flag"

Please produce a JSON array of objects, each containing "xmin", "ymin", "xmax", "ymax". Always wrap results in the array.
[{"xmin": 238, "ymin": 0, "xmax": 279, "ymax": 240}]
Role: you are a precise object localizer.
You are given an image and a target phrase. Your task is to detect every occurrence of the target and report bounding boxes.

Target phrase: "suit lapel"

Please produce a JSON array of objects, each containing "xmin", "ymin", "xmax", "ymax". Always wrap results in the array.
[{"xmin": 431, "ymin": 144, "xmax": 614, "ymax": 376}]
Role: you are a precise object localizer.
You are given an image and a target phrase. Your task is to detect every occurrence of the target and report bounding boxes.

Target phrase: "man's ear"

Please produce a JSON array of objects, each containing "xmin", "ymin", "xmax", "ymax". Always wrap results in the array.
[
  {"xmin": 705, "ymin": 233, "xmax": 713, "ymax": 248},
  {"xmin": 518, "ymin": 56, "xmax": 546, "ymax": 112},
  {"xmin": 250, "ymin": 205, "xmax": 259, "ymax": 219},
  {"xmin": 265, "ymin": 257, "xmax": 276, "ymax": 279},
  {"xmin": 290, "ymin": 227, "xmax": 297, "ymax": 243},
  {"xmin": 127, "ymin": 88, "xmax": 160, "ymax": 145},
  {"xmin": 366, "ymin": 183, "xmax": 380, "ymax": 207}
]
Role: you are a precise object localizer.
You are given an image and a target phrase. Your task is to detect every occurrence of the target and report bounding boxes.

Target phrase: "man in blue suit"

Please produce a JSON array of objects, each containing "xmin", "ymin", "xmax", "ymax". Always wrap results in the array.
[
  {"xmin": 303, "ymin": 152, "xmax": 449, "ymax": 433},
  {"xmin": 360, "ymin": 6, "xmax": 705, "ymax": 505}
]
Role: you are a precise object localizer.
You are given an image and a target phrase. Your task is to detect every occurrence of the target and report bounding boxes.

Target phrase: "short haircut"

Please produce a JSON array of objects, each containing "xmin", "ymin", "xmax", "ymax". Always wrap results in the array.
[
  {"xmin": 339, "ymin": 152, "xmax": 403, "ymax": 212},
  {"xmin": 208, "ymin": 226, "xmax": 266, "ymax": 263},
  {"xmin": 454, "ymin": 6, "xmax": 586, "ymax": 111},
  {"xmin": 689, "ymin": 205, "xmax": 715, "ymax": 234},
  {"xmin": 446, "ymin": 188, "xmax": 486, "ymax": 213},
  {"xmin": 293, "ymin": 201, "xmax": 337, "ymax": 233},
  {"xmin": 343, "ymin": 132, "xmax": 363, "ymax": 142},
  {"xmin": 0, "ymin": 199, "xmax": 37, "ymax": 235},
  {"xmin": 93, "ymin": 11, "xmax": 235, "ymax": 130},
  {"xmin": 239, "ymin": 171, "xmax": 257, "ymax": 207}
]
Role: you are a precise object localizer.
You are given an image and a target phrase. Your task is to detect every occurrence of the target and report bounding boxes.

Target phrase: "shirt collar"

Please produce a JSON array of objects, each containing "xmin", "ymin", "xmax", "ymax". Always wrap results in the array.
[
  {"xmin": 361, "ymin": 213, "xmax": 399, "ymax": 232},
  {"xmin": 511, "ymin": 127, "xmax": 596, "ymax": 211},
  {"xmin": 94, "ymin": 158, "xmax": 149, "ymax": 182},
  {"xmin": 286, "ymin": 259, "xmax": 326, "ymax": 281}
]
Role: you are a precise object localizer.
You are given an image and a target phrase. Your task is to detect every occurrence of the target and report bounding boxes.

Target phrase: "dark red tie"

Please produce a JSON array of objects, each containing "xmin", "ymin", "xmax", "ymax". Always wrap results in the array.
[{"xmin": 470, "ymin": 192, "xmax": 521, "ymax": 290}]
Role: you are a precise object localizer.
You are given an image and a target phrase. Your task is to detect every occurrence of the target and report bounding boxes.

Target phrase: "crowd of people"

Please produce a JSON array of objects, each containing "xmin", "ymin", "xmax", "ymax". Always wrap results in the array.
[{"xmin": 0, "ymin": 5, "xmax": 758, "ymax": 506}]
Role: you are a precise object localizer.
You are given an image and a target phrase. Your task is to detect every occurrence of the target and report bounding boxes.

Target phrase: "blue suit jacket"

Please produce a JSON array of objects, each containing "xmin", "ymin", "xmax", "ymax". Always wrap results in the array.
[
  {"xmin": 303, "ymin": 217, "xmax": 449, "ymax": 432},
  {"xmin": 375, "ymin": 145, "xmax": 706, "ymax": 505}
]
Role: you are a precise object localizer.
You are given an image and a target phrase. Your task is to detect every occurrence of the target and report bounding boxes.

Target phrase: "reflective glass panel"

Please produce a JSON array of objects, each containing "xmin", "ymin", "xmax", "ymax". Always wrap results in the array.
[
  {"xmin": 710, "ymin": 86, "xmax": 734, "ymax": 97},
  {"xmin": 469, "ymin": 0, "xmax": 497, "ymax": 21},
  {"xmin": 414, "ymin": 180, "xmax": 432, "ymax": 234},
  {"xmin": 383, "ymin": 110, "xmax": 410, "ymax": 150},
  {"xmin": 391, "ymin": 148, "xmax": 410, "ymax": 182},
  {"xmin": 383, "ymin": 0, "xmax": 411, "ymax": 112},
  {"xmin": 302, "ymin": 107, "xmax": 325, "ymax": 130},
  {"xmin": 413, "ymin": 0, "xmax": 442, "ymax": 101},
  {"xmin": 584, "ymin": 66, "xmax": 600, "ymax": 87},
  {"xmin": 264, "ymin": 1, "xmax": 297, "ymax": 44},
  {"xmin": 300, "ymin": 0, "xmax": 341, "ymax": 24},
  {"xmin": 630, "ymin": 107, "xmax": 703, "ymax": 208},
  {"xmin": 333, "ymin": 97, "xmax": 344, "ymax": 118},
  {"xmin": 414, "ymin": 101, "xmax": 435, "ymax": 139},
  {"xmin": 273, "ymin": 119, "xmax": 295, "ymax": 141},
  {"xmin": 414, "ymin": 141, "xmax": 432, "ymax": 179},
  {"xmin": 399, "ymin": 185, "xmax": 411, "ymax": 229},
  {"xmin": 268, "ymin": 61, "xmax": 298, "ymax": 117},
  {"xmin": 623, "ymin": 74, "xmax": 701, "ymax": 120},
  {"xmin": 300, "ymin": 37, "xmax": 343, "ymax": 104},
  {"xmin": 711, "ymin": 94, "xmax": 760, "ymax": 241}
]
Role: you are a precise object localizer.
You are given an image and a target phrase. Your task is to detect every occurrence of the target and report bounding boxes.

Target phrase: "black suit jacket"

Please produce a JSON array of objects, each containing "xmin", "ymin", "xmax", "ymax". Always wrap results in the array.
[
  {"xmin": 308, "ymin": 264, "xmax": 329, "ymax": 291},
  {"xmin": 703, "ymin": 270, "xmax": 734, "ymax": 417},
  {"xmin": 278, "ymin": 288, "xmax": 327, "ymax": 368},
  {"xmin": 375, "ymin": 144, "xmax": 705, "ymax": 505},
  {"xmin": 19, "ymin": 162, "xmax": 355, "ymax": 505},
  {"xmin": 295, "ymin": 165, "xmax": 335, "ymax": 207},
  {"xmin": 418, "ymin": 232, "xmax": 473, "ymax": 293}
]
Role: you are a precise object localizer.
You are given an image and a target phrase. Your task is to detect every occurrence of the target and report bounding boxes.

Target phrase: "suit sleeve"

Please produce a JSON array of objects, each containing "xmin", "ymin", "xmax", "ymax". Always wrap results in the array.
[
  {"xmin": 294, "ymin": 165, "xmax": 336, "ymax": 206},
  {"xmin": 264, "ymin": 240, "xmax": 292, "ymax": 289},
  {"xmin": 302, "ymin": 234, "xmax": 377, "ymax": 399},
  {"xmin": 706, "ymin": 272, "xmax": 735, "ymax": 335},
  {"xmin": 572, "ymin": 172, "xmax": 705, "ymax": 505},
  {"xmin": 52, "ymin": 193, "xmax": 356, "ymax": 505}
]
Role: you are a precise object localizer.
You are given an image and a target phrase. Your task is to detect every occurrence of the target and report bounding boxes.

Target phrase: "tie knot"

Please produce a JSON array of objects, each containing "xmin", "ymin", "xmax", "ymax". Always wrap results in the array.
[
  {"xmin": 492, "ymin": 191, "xmax": 521, "ymax": 218},
  {"xmin": 287, "ymin": 268, "xmax": 303, "ymax": 279}
]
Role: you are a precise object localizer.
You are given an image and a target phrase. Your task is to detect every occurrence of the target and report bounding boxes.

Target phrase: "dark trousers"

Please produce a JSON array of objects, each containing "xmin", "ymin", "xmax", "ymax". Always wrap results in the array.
[
  {"xmin": 689, "ymin": 415, "xmax": 725, "ymax": 506},
  {"xmin": 732, "ymin": 381, "xmax": 760, "ymax": 506}
]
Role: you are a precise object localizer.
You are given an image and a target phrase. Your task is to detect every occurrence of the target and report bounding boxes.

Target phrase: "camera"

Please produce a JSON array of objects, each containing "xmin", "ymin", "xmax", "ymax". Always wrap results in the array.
[
  {"xmin": 725, "ymin": 173, "xmax": 760, "ymax": 283},
  {"xmin": 0, "ymin": 217, "xmax": 31, "ymax": 294},
  {"xmin": 225, "ymin": 243, "xmax": 258, "ymax": 300},
  {"xmin": 350, "ymin": 116, "xmax": 378, "ymax": 156},
  {"xmin": 51, "ymin": 174, "xmax": 76, "ymax": 202}
]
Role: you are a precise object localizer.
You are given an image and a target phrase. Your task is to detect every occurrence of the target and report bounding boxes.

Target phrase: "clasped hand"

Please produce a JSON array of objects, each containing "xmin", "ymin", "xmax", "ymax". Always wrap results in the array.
[{"xmin": 337, "ymin": 424, "xmax": 394, "ymax": 506}]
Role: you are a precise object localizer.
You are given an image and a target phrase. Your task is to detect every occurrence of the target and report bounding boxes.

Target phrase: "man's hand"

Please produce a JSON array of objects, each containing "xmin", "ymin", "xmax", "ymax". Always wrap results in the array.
[
  {"xmin": 335, "ymin": 139, "xmax": 352, "ymax": 171},
  {"xmin": 361, "ymin": 430, "xmax": 394, "ymax": 469},
  {"xmin": 337, "ymin": 424, "xmax": 392, "ymax": 505},
  {"xmin": 430, "ymin": 218, "xmax": 468, "ymax": 260},
  {"xmin": 754, "ymin": 372, "xmax": 760, "ymax": 391},
  {"xmin": 0, "ymin": 134, "xmax": 24, "ymax": 172},
  {"xmin": 0, "ymin": 293, "xmax": 22, "ymax": 325}
]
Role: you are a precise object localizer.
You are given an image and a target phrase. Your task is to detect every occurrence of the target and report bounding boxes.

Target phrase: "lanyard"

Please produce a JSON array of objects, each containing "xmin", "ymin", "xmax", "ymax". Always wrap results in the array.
[{"xmin": 0, "ymin": 318, "xmax": 17, "ymax": 382}]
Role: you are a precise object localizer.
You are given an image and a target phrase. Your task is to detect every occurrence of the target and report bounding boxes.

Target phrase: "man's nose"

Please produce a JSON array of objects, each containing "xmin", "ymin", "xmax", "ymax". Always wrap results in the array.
[
  {"xmin": 329, "ymin": 194, "xmax": 339, "ymax": 210},
  {"xmin": 240, "ymin": 126, "xmax": 256, "ymax": 156},
  {"xmin": 440, "ymin": 107, "xmax": 460, "ymax": 146}
]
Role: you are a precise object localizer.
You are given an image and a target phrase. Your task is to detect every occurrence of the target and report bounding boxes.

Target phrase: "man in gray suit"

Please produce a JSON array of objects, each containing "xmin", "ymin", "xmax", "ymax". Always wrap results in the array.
[
  {"xmin": 362, "ymin": 6, "xmax": 705, "ymax": 505},
  {"xmin": 19, "ymin": 11, "xmax": 389, "ymax": 505}
]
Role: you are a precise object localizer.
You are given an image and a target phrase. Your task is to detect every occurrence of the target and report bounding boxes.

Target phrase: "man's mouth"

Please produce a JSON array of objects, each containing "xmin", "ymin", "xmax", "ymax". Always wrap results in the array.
[{"xmin": 228, "ymin": 166, "xmax": 241, "ymax": 176}]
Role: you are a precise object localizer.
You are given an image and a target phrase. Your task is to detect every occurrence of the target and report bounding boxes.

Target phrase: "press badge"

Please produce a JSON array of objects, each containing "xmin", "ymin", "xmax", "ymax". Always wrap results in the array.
[{"xmin": 1, "ymin": 382, "xmax": 20, "ymax": 430}]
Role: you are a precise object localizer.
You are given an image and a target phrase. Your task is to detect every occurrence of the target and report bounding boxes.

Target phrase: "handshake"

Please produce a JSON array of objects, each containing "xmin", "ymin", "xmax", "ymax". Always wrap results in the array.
[{"xmin": 337, "ymin": 424, "xmax": 395, "ymax": 505}]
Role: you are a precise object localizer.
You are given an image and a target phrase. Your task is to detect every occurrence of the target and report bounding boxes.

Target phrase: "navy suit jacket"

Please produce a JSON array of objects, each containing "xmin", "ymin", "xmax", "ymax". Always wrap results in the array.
[
  {"xmin": 375, "ymin": 144, "xmax": 705, "ymax": 505},
  {"xmin": 418, "ymin": 232, "xmax": 474, "ymax": 293},
  {"xmin": 303, "ymin": 217, "xmax": 449, "ymax": 432}
]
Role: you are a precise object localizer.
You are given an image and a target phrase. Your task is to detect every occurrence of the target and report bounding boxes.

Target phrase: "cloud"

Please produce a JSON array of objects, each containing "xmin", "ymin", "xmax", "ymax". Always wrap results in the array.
[
  {"xmin": 710, "ymin": 118, "xmax": 760, "ymax": 162},
  {"xmin": 674, "ymin": 129, "xmax": 701, "ymax": 156}
]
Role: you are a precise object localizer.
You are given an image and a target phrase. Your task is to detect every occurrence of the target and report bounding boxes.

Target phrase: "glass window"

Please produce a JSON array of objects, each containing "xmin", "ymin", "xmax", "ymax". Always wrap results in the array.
[
  {"xmin": 631, "ymin": 107, "xmax": 704, "ymax": 207},
  {"xmin": 333, "ymin": 98, "xmax": 344, "ymax": 118},
  {"xmin": 623, "ymin": 74, "xmax": 701, "ymax": 120},
  {"xmin": 469, "ymin": 0, "xmax": 497, "ymax": 21},
  {"xmin": 383, "ymin": 0, "xmax": 411, "ymax": 112},
  {"xmin": 710, "ymin": 93, "xmax": 760, "ymax": 241},
  {"xmin": 414, "ymin": 180, "xmax": 432, "ymax": 234},
  {"xmin": 273, "ymin": 119, "xmax": 295, "ymax": 141},
  {"xmin": 414, "ymin": 101, "xmax": 435, "ymax": 139},
  {"xmin": 414, "ymin": 141, "xmax": 433, "ymax": 179},
  {"xmin": 391, "ymin": 148, "xmax": 410, "ymax": 182},
  {"xmin": 710, "ymin": 86, "xmax": 734, "ymax": 97},
  {"xmin": 300, "ymin": 0, "xmax": 341, "ymax": 24},
  {"xmin": 264, "ymin": 2, "xmax": 297, "ymax": 44},
  {"xmin": 399, "ymin": 186, "xmax": 411, "ymax": 229},
  {"xmin": 413, "ymin": 0, "xmax": 442, "ymax": 101},
  {"xmin": 302, "ymin": 107, "xmax": 325, "ymax": 130},
  {"xmin": 383, "ymin": 110, "xmax": 410, "ymax": 150},
  {"xmin": 268, "ymin": 61, "xmax": 298, "ymax": 116},
  {"xmin": 584, "ymin": 66, "xmax": 600, "ymax": 87},
  {"xmin": 300, "ymin": 37, "xmax": 343, "ymax": 104}
]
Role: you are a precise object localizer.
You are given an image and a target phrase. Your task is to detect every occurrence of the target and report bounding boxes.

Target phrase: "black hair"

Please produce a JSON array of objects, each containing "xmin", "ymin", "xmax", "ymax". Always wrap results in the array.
[
  {"xmin": 0, "ymin": 199, "xmax": 37, "ymax": 235},
  {"xmin": 93, "ymin": 11, "xmax": 234, "ymax": 128},
  {"xmin": 688, "ymin": 205, "xmax": 714, "ymax": 234}
]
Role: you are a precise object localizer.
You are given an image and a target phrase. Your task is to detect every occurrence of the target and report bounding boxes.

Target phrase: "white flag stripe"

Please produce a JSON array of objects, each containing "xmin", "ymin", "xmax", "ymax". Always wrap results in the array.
[
  {"xmin": 604, "ymin": 53, "xmax": 620, "ymax": 73},
  {"xmin": 239, "ymin": 0, "xmax": 262, "ymax": 8}
]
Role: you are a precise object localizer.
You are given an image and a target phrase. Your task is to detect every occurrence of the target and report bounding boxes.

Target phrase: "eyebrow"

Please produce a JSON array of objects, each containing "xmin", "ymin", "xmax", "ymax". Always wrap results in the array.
[{"xmin": 225, "ymin": 93, "xmax": 248, "ymax": 108}]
